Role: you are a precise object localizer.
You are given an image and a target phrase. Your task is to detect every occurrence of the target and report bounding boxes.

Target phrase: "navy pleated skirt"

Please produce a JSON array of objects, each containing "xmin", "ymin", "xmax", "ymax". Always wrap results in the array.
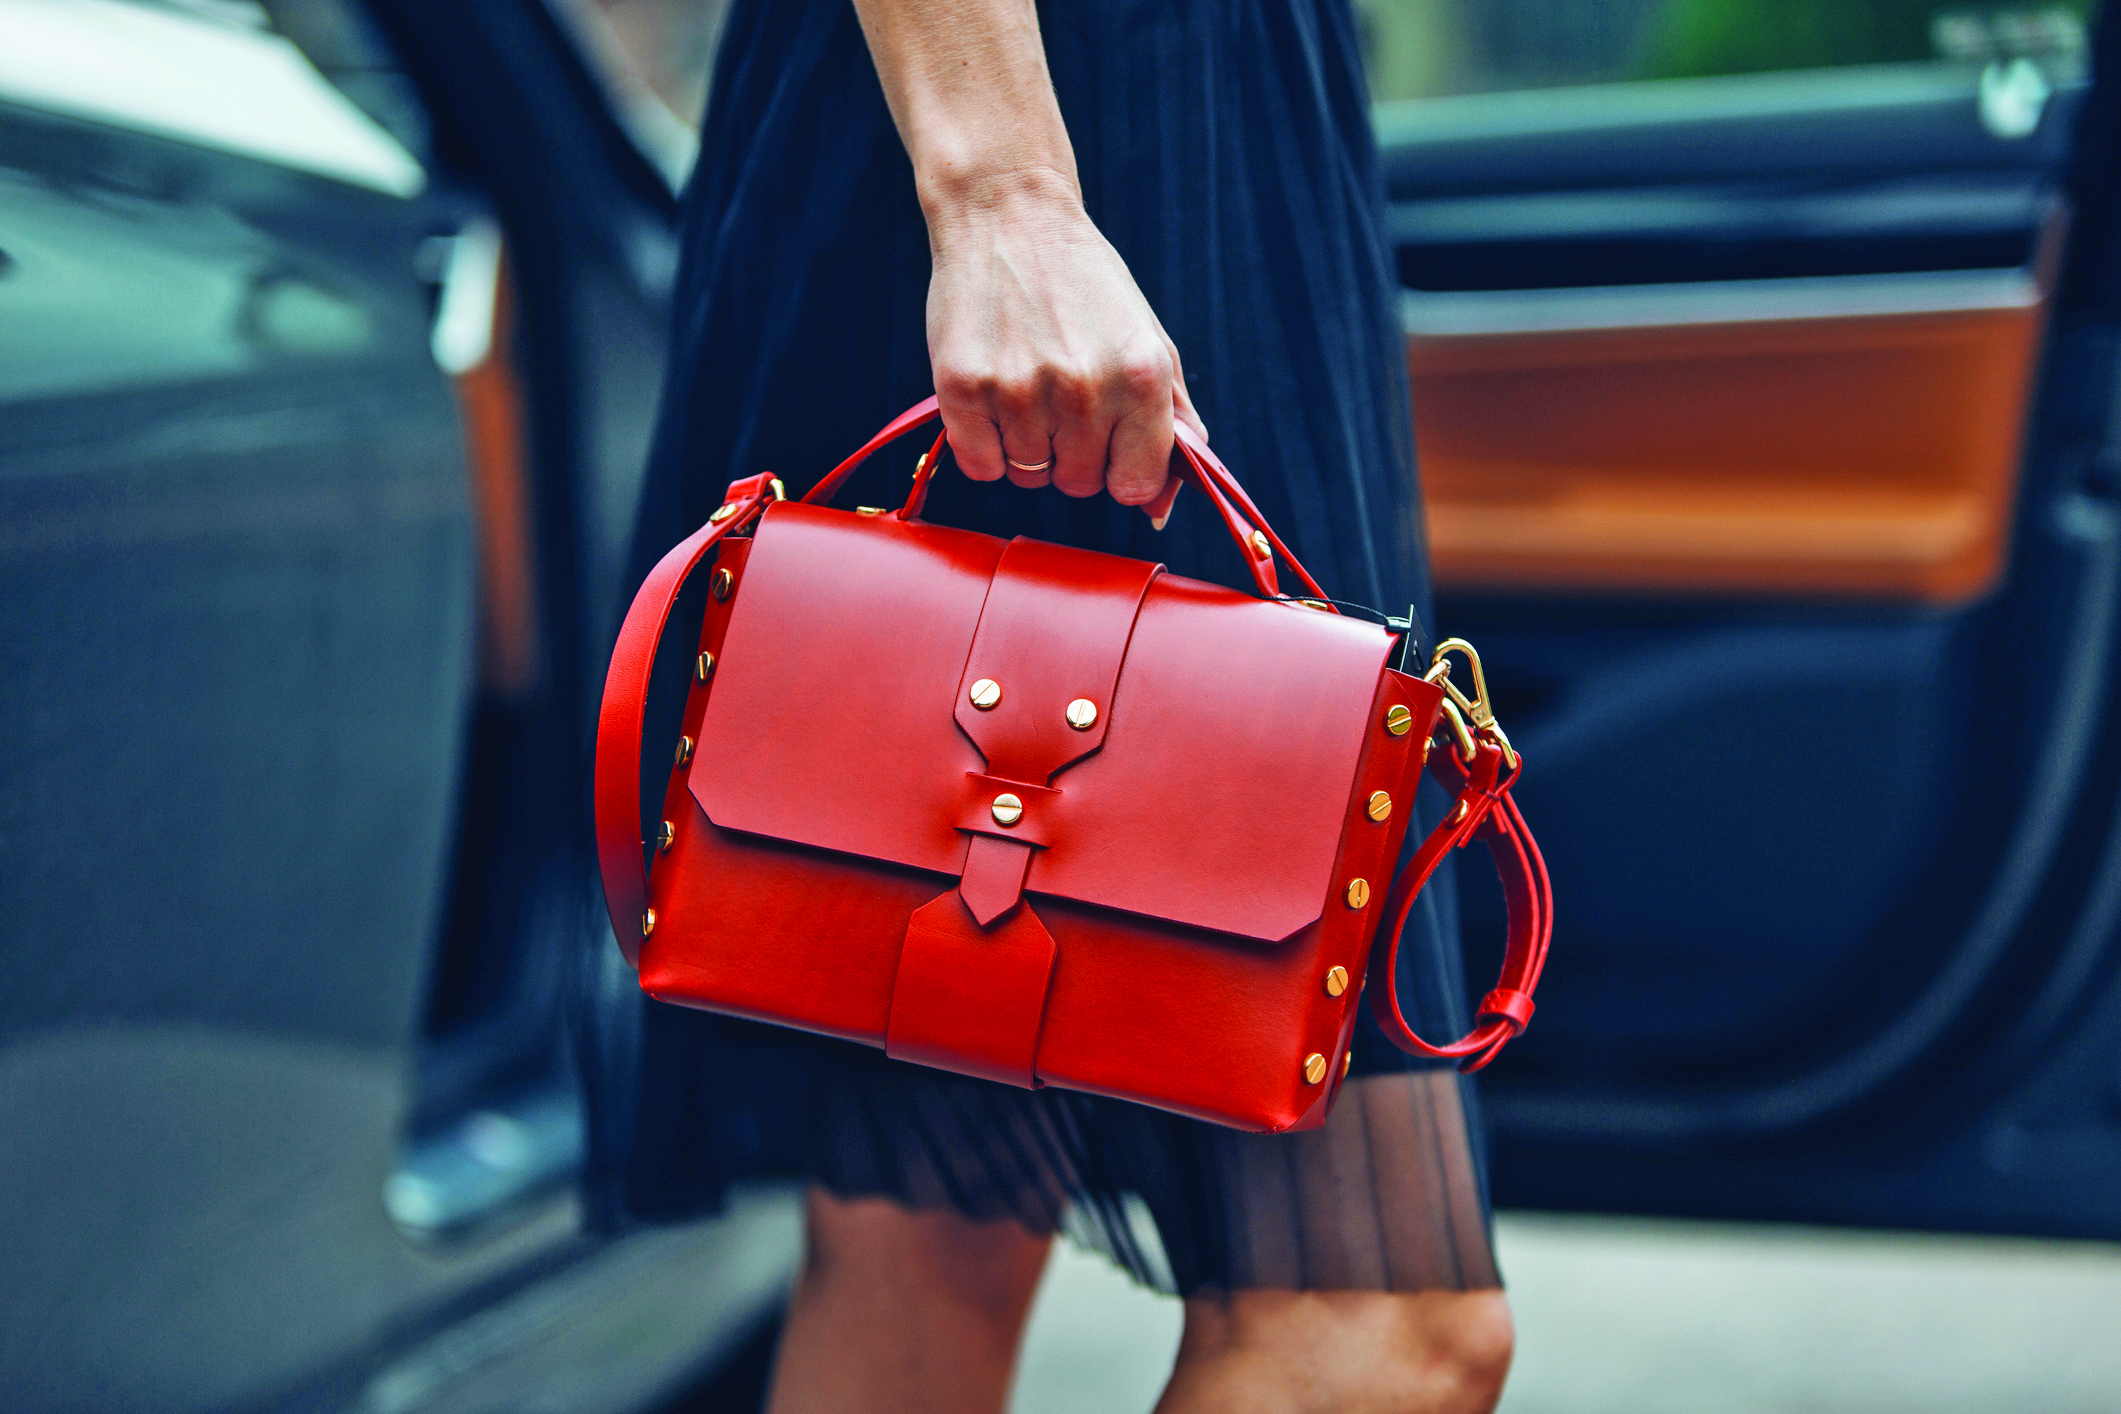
[{"xmin": 602, "ymin": 0, "xmax": 1498, "ymax": 1294}]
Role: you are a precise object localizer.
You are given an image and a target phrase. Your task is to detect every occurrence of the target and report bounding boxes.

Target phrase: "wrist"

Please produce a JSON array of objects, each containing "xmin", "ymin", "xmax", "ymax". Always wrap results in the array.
[{"xmin": 918, "ymin": 160, "xmax": 1084, "ymax": 236}]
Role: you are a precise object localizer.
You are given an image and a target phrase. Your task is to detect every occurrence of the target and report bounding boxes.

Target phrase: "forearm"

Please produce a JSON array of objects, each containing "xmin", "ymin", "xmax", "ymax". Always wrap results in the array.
[{"xmin": 848, "ymin": 0, "xmax": 1080, "ymax": 221}]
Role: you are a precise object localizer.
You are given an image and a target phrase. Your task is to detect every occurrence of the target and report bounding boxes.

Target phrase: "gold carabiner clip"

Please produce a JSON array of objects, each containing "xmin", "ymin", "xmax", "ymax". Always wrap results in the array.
[{"xmin": 1424, "ymin": 638, "xmax": 1519, "ymax": 772}]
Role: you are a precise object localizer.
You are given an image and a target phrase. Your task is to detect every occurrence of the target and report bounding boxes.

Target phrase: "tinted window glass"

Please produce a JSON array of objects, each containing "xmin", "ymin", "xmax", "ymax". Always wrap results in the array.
[{"xmin": 1357, "ymin": 0, "xmax": 2097, "ymax": 101}]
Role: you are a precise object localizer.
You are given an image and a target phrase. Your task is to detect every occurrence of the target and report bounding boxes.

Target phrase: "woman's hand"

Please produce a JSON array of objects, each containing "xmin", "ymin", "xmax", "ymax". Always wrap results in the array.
[
  {"xmin": 849, "ymin": 0, "xmax": 1202, "ymax": 510},
  {"xmin": 925, "ymin": 166, "xmax": 1205, "ymax": 505}
]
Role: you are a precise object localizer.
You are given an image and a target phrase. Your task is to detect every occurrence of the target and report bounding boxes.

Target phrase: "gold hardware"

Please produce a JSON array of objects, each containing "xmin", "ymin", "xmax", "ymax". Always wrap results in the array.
[
  {"xmin": 969, "ymin": 678, "xmax": 1002, "ymax": 710},
  {"xmin": 1366, "ymin": 790, "xmax": 1392, "ymax": 822},
  {"xmin": 769, "ymin": 477, "xmax": 786, "ymax": 500},
  {"xmin": 1297, "ymin": 598, "xmax": 1333, "ymax": 612},
  {"xmin": 695, "ymin": 650, "xmax": 715, "ymax": 682},
  {"xmin": 1346, "ymin": 878, "xmax": 1371, "ymax": 909},
  {"xmin": 1249, "ymin": 530, "xmax": 1271, "ymax": 558},
  {"xmin": 1344, "ymin": 1050, "xmax": 1353, "ymax": 1078},
  {"xmin": 675, "ymin": 735, "xmax": 694, "ymax": 766},
  {"xmin": 657, "ymin": 820, "xmax": 675, "ymax": 853},
  {"xmin": 915, "ymin": 453, "xmax": 929, "ymax": 476},
  {"xmin": 1066, "ymin": 698, "xmax": 1098, "ymax": 730},
  {"xmin": 640, "ymin": 909, "xmax": 655, "ymax": 938},
  {"xmin": 1425, "ymin": 638, "xmax": 1517, "ymax": 771},
  {"xmin": 709, "ymin": 502, "xmax": 738, "ymax": 523},
  {"xmin": 1304, "ymin": 1053, "xmax": 1329, "ymax": 1085},
  {"xmin": 1437, "ymin": 697, "xmax": 1479, "ymax": 764},
  {"xmin": 855, "ymin": 506, "xmax": 884, "ymax": 516},
  {"xmin": 991, "ymin": 793, "xmax": 1024, "ymax": 826},
  {"xmin": 1449, "ymin": 801, "xmax": 1469, "ymax": 826},
  {"xmin": 1384, "ymin": 704, "xmax": 1414, "ymax": 737},
  {"xmin": 1419, "ymin": 735, "xmax": 1432, "ymax": 767},
  {"xmin": 1325, "ymin": 965, "xmax": 1349, "ymax": 998},
  {"xmin": 711, "ymin": 568, "xmax": 734, "ymax": 601}
]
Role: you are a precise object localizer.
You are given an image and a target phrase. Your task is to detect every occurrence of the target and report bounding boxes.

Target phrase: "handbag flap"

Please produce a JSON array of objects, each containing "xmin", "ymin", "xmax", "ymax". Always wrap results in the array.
[{"xmin": 692, "ymin": 502, "xmax": 1394, "ymax": 943}]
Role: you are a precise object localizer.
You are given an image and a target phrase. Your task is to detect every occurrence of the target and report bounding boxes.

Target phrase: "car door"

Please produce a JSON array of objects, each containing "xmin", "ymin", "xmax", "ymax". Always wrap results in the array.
[
  {"xmin": 1368, "ymin": 0, "xmax": 2121, "ymax": 1237},
  {"xmin": 0, "ymin": 4, "xmax": 803, "ymax": 1410},
  {"xmin": 0, "ymin": 3, "xmax": 499, "ymax": 1406}
]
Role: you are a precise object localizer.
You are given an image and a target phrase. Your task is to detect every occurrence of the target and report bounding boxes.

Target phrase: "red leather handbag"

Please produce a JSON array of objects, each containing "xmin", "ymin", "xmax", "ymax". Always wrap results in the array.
[{"xmin": 596, "ymin": 399, "xmax": 1550, "ymax": 1133}]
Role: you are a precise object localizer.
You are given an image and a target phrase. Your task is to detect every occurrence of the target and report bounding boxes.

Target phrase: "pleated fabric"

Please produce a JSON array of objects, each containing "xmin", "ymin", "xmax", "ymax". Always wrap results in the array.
[{"xmin": 611, "ymin": 0, "xmax": 1499, "ymax": 1295}]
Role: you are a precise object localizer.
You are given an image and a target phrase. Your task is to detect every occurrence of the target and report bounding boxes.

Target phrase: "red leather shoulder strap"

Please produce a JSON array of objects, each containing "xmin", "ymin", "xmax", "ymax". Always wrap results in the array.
[
  {"xmin": 1367, "ymin": 738, "xmax": 1552, "ymax": 1072},
  {"xmin": 595, "ymin": 473, "xmax": 780, "ymax": 963}
]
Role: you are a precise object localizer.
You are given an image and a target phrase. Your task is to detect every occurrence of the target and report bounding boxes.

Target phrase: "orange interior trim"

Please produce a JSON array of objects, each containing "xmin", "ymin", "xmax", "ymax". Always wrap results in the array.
[
  {"xmin": 1410, "ymin": 296, "xmax": 2046, "ymax": 603},
  {"xmin": 453, "ymin": 252, "xmax": 541, "ymax": 695}
]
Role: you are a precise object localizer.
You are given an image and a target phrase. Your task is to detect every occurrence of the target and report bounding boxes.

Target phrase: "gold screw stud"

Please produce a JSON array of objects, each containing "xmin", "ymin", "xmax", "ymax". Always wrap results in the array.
[
  {"xmin": 1250, "ymin": 530, "xmax": 1272, "ymax": 558},
  {"xmin": 1344, "ymin": 1050, "xmax": 1354, "ymax": 1078},
  {"xmin": 1346, "ymin": 878, "xmax": 1371, "ymax": 910},
  {"xmin": 855, "ymin": 506, "xmax": 884, "ymax": 516},
  {"xmin": 657, "ymin": 820, "xmax": 675, "ymax": 853},
  {"xmin": 640, "ymin": 909, "xmax": 656, "ymax": 938},
  {"xmin": 969, "ymin": 678, "xmax": 1002, "ymax": 710},
  {"xmin": 1385, "ymin": 704, "xmax": 1414, "ymax": 737},
  {"xmin": 695, "ymin": 650, "xmax": 715, "ymax": 682},
  {"xmin": 1366, "ymin": 790, "xmax": 1392, "ymax": 822},
  {"xmin": 1449, "ymin": 801, "xmax": 1469, "ymax": 826},
  {"xmin": 675, "ymin": 735, "xmax": 694, "ymax": 766},
  {"xmin": 711, "ymin": 568, "xmax": 734, "ymax": 600},
  {"xmin": 709, "ymin": 501, "xmax": 738, "ymax": 523},
  {"xmin": 1325, "ymin": 965, "xmax": 1350, "ymax": 998},
  {"xmin": 991, "ymin": 793, "xmax": 1024, "ymax": 826},
  {"xmin": 1066, "ymin": 698, "xmax": 1098, "ymax": 730},
  {"xmin": 1304, "ymin": 1053, "xmax": 1329, "ymax": 1085}
]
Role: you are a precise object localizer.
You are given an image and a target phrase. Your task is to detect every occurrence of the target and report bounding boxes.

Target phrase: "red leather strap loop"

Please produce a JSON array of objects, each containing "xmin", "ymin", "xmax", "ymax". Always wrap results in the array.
[
  {"xmin": 1366, "ymin": 737, "xmax": 1552, "ymax": 1072},
  {"xmin": 594, "ymin": 473, "xmax": 779, "ymax": 964}
]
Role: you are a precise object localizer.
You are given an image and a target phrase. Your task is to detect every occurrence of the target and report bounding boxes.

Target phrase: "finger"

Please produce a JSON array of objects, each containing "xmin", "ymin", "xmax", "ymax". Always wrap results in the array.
[
  {"xmin": 1142, "ymin": 469, "xmax": 1183, "ymax": 531},
  {"xmin": 1049, "ymin": 367, "xmax": 1111, "ymax": 498},
  {"xmin": 936, "ymin": 372, "xmax": 1007, "ymax": 483},
  {"xmin": 1103, "ymin": 351, "xmax": 1176, "ymax": 507},
  {"xmin": 999, "ymin": 432, "xmax": 1054, "ymax": 489},
  {"xmin": 994, "ymin": 371, "xmax": 1056, "ymax": 489}
]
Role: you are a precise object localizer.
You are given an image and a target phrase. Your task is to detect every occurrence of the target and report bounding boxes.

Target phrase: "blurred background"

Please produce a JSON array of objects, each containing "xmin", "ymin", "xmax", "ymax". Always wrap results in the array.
[{"xmin": 4, "ymin": 0, "xmax": 2121, "ymax": 1410}]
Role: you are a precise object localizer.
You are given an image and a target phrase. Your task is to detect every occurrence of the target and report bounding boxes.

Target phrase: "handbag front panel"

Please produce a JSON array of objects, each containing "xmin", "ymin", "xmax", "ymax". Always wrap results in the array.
[{"xmin": 693, "ymin": 502, "xmax": 1397, "ymax": 943}]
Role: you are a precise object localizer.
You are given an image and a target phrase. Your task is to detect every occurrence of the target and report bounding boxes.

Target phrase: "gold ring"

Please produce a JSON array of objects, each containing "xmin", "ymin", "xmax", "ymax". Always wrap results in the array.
[{"xmin": 1006, "ymin": 454, "xmax": 1054, "ymax": 474}]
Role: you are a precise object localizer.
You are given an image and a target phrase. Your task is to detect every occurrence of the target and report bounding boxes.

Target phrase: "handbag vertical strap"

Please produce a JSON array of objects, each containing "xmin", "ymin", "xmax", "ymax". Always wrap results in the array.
[{"xmin": 595, "ymin": 472, "xmax": 781, "ymax": 964}]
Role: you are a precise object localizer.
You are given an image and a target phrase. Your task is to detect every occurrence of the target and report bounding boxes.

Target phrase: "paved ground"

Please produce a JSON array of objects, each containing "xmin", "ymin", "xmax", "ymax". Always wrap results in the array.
[{"xmin": 1009, "ymin": 1212, "xmax": 2121, "ymax": 1414}]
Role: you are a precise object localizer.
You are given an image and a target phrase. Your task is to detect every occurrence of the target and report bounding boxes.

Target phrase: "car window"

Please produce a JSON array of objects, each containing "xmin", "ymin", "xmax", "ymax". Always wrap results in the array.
[
  {"xmin": 0, "ymin": 0, "xmax": 432, "ymax": 404},
  {"xmin": 1358, "ymin": 0, "xmax": 2096, "ymax": 101}
]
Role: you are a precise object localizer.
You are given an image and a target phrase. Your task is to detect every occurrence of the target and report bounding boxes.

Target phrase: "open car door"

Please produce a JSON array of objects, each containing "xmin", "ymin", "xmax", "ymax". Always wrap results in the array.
[{"xmin": 1376, "ymin": 0, "xmax": 2121, "ymax": 1237}]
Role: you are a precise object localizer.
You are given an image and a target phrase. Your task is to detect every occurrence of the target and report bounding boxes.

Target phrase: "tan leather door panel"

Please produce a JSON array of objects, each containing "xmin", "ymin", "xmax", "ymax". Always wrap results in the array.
[{"xmin": 1410, "ymin": 273, "xmax": 2048, "ymax": 603}]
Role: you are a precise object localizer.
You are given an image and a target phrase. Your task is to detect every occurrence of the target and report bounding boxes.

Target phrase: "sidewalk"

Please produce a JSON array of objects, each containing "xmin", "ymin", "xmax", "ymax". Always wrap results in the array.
[{"xmin": 1010, "ymin": 1212, "xmax": 2121, "ymax": 1414}]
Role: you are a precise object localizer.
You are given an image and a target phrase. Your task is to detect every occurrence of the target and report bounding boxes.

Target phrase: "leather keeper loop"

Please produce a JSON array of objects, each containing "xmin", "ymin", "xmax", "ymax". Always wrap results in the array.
[{"xmin": 1478, "ymin": 988, "xmax": 1536, "ymax": 1033}]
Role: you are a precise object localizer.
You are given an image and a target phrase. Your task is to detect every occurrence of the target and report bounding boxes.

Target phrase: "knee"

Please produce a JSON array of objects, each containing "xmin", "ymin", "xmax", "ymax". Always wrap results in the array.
[
  {"xmin": 1418, "ymin": 1289, "xmax": 1514, "ymax": 1413},
  {"xmin": 1169, "ymin": 1287, "xmax": 1513, "ymax": 1414}
]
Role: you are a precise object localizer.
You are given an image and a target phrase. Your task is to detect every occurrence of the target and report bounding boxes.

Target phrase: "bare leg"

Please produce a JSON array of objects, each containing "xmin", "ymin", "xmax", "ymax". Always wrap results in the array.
[
  {"xmin": 1154, "ymin": 1288, "xmax": 1513, "ymax": 1414},
  {"xmin": 765, "ymin": 1185, "xmax": 1053, "ymax": 1414}
]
